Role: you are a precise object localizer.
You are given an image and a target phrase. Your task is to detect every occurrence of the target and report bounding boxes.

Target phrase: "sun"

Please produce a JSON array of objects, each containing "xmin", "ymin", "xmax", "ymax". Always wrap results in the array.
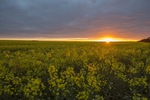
[
  {"xmin": 103, "ymin": 38, "xmax": 114, "ymax": 43},
  {"xmin": 98, "ymin": 37, "xmax": 120, "ymax": 43}
]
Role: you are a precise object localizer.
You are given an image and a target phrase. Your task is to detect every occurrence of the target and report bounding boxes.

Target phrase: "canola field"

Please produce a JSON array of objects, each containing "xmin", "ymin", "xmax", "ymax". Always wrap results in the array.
[{"xmin": 0, "ymin": 41, "xmax": 150, "ymax": 100}]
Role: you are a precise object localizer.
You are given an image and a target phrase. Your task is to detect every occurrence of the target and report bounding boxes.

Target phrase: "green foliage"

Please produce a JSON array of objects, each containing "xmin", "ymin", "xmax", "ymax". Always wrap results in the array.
[{"xmin": 0, "ymin": 41, "xmax": 150, "ymax": 99}]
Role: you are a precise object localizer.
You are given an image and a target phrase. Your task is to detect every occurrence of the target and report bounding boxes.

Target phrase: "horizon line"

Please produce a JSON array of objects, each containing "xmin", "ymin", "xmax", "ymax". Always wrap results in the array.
[{"xmin": 0, "ymin": 38, "xmax": 138, "ymax": 42}]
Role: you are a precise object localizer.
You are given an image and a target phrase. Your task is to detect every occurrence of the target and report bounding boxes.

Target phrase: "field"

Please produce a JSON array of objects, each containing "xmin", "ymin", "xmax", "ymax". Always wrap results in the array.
[{"xmin": 0, "ymin": 41, "xmax": 150, "ymax": 100}]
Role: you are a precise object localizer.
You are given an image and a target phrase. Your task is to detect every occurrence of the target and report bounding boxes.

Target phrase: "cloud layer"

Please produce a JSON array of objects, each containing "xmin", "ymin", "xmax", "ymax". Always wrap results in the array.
[{"xmin": 0, "ymin": 0, "xmax": 150, "ymax": 39}]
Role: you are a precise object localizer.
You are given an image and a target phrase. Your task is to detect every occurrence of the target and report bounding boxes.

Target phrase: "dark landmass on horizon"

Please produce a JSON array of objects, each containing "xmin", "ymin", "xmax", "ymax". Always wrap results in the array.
[{"xmin": 140, "ymin": 37, "xmax": 150, "ymax": 42}]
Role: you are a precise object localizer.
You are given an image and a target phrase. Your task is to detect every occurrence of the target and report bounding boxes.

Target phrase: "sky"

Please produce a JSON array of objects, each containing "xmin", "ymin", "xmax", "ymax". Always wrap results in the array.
[{"xmin": 0, "ymin": 0, "xmax": 150, "ymax": 41}]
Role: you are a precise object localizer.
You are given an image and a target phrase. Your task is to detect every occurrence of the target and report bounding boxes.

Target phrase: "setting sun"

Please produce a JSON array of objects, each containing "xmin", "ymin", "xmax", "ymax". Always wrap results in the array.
[
  {"xmin": 98, "ymin": 37, "xmax": 121, "ymax": 42},
  {"xmin": 103, "ymin": 38, "xmax": 115, "ymax": 43}
]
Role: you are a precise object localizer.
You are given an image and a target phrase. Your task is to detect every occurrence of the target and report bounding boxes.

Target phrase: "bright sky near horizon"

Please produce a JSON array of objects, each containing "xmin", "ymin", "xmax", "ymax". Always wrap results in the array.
[{"xmin": 0, "ymin": 0, "xmax": 150, "ymax": 41}]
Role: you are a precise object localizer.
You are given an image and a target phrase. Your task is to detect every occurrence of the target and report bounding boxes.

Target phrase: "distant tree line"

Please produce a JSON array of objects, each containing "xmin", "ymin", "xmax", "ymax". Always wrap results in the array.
[{"xmin": 140, "ymin": 37, "xmax": 150, "ymax": 42}]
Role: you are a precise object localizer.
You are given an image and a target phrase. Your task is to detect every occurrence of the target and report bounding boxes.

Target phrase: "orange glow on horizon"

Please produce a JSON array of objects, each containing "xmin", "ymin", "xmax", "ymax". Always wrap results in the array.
[
  {"xmin": 97, "ymin": 37, "xmax": 136, "ymax": 42},
  {"xmin": 0, "ymin": 37, "xmax": 138, "ymax": 42},
  {"xmin": 100, "ymin": 38, "xmax": 118, "ymax": 42}
]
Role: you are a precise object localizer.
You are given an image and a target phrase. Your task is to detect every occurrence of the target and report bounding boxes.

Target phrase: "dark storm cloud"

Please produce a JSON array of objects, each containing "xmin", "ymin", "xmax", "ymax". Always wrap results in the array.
[{"xmin": 0, "ymin": 0, "xmax": 150, "ymax": 39}]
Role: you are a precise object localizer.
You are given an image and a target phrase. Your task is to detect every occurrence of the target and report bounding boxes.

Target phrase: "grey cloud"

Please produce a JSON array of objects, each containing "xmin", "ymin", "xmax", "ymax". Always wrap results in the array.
[{"xmin": 0, "ymin": 0, "xmax": 150, "ymax": 39}]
